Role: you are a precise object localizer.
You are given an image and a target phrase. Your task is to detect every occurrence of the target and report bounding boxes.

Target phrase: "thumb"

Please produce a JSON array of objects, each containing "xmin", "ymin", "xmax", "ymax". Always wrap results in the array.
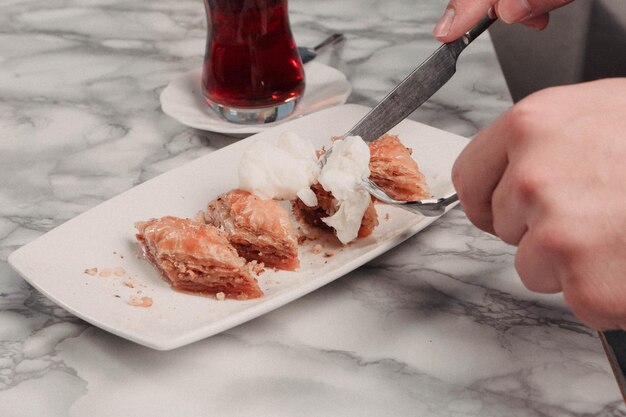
[
  {"xmin": 496, "ymin": 0, "xmax": 573, "ymax": 23},
  {"xmin": 433, "ymin": 0, "xmax": 496, "ymax": 42}
]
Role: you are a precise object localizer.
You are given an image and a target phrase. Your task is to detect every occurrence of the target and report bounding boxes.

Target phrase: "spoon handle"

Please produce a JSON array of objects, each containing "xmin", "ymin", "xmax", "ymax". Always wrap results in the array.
[{"xmin": 313, "ymin": 33, "xmax": 345, "ymax": 51}]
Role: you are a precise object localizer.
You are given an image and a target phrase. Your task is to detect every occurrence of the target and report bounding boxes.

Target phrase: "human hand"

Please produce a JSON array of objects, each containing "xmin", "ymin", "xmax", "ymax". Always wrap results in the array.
[
  {"xmin": 433, "ymin": 0, "xmax": 574, "ymax": 42},
  {"xmin": 451, "ymin": 78, "xmax": 626, "ymax": 330}
]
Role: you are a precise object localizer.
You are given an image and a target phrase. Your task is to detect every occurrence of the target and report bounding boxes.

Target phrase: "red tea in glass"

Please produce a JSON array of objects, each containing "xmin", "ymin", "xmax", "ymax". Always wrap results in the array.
[{"xmin": 202, "ymin": 0, "xmax": 305, "ymax": 124}]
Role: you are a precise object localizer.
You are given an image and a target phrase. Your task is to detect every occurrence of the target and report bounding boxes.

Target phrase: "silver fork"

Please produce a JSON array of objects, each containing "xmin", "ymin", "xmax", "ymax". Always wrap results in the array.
[
  {"xmin": 318, "ymin": 149, "xmax": 459, "ymax": 217},
  {"xmin": 318, "ymin": 144, "xmax": 459, "ymax": 216},
  {"xmin": 319, "ymin": 15, "xmax": 495, "ymax": 217},
  {"xmin": 361, "ymin": 179, "xmax": 458, "ymax": 216}
]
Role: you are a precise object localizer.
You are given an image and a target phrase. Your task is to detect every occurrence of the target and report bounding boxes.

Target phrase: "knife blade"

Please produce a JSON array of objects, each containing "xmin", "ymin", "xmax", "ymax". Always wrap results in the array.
[{"xmin": 346, "ymin": 15, "xmax": 496, "ymax": 142}]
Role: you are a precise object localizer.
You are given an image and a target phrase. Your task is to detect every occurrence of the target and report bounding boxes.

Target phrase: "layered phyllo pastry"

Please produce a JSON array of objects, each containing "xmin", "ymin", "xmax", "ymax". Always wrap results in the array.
[
  {"xmin": 135, "ymin": 216, "xmax": 263, "ymax": 300},
  {"xmin": 134, "ymin": 132, "xmax": 431, "ymax": 301},
  {"xmin": 204, "ymin": 189, "xmax": 300, "ymax": 271},
  {"xmin": 368, "ymin": 134, "xmax": 431, "ymax": 201},
  {"xmin": 292, "ymin": 183, "xmax": 379, "ymax": 241}
]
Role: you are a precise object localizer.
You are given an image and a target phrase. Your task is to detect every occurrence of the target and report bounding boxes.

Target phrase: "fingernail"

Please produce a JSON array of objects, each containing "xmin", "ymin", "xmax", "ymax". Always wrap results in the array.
[
  {"xmin": 498, "ymin": 0, "xmax": 532, "ymax": 23},
  {"xmin": 433, "ymin": 8, "xmax": 455, "ymax": 38}
]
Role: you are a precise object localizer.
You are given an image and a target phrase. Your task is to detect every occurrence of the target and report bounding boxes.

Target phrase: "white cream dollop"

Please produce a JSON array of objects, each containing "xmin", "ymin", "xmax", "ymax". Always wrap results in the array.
[
  {"xmin": 238, "ymin": 131, "xmax": 320, "ymax": 205},
  {"xmin": 318, "ymin": 136, "xmax": 371, "ymax": 244}
]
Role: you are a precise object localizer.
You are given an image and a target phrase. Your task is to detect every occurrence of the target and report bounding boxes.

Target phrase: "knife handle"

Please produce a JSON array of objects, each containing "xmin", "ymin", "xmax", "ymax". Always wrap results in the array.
[
  {"xmin": 449, "ymin": 14, "xmax": 497, "ymax": 57},
  {"xmin": 465, "ymin": 14, "xmax": 497, "ymax": 44}
]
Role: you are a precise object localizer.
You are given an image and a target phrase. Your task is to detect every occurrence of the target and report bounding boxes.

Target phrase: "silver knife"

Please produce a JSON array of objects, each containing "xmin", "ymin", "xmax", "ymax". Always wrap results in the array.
[
  {"xmin": 325, "ymin": 15, "xmax": 496, "ymax": 217},
  {"xmin": 346, "ymin": 14, "xmax": 496, "ymax": 142}
]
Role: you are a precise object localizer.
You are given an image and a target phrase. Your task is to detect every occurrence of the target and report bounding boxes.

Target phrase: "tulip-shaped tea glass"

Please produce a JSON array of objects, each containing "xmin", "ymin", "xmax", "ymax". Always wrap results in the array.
[{"xmin": 202, "ymin": 0, "xmax": 306, "ymax": 124}]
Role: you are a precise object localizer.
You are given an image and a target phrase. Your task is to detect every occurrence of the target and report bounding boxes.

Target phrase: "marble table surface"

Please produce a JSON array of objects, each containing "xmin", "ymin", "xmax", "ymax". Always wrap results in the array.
[{"xmin": 1, "ymin": 0, "xmax": 624, "ymax": 415}]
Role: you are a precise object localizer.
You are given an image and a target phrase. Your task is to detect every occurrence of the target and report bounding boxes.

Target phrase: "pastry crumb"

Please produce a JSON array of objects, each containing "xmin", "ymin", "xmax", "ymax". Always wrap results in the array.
[
  {"xmin": 324, "ymin": 251, "xmax": 334, "ymax": 258},
  {"xmin": 252, "ymin": 261, "xmax": 265, "ymax": 275},
  {"xmin": 99, "ymin": 268, "xmax": 112, "ymax": 277},
  {"xmin": 312, "ymin": 244, "xmax": 323, "ymax": 254},
  {"xmin": 129, "ymin": 296, "xmax": 153, "ymax": 307},
  {"xmin": 113, "ymin": 267, "xmax": 126, "ymax": 276},
  {"xmin": 215, "ymin": 292, "xmax": 226, "ymax": 301},
  {"xmin": 84, "ymin": 267, "xmax": 98, "ymax": 276},
  {"xmin": 298, "ymin": 232, "xmax": 320, "ymax": 244},
  {"xmin": 194, "ymin": 210, "xmax": 206, "ymax": 223},
  {"xmin": 245, "ymin": 260, "xmax": 265, "ymax": 275},
  {"xmin": 124, "ymin": 278, "xmax": 135, "ymax": 288}
]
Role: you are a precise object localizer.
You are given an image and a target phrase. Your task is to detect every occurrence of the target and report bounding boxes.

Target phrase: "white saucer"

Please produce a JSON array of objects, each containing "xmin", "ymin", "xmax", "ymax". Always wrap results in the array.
[{"xmin": 160, "ymin": 61, "xmax": 352, "ymax": 135}]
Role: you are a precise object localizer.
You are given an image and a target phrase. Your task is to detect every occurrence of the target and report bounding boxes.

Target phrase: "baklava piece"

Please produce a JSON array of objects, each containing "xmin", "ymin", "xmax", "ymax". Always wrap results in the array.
[
  {"xmin": 368, "ymin": 134, "xmax": 431, "ymax": 201},
  {"xmin": 135, "ymin": 216, "xmax": 263, "ymax": 300},
  {"xmin": 204, "ymin": 189, "xmax": 300, "ymax": 271},
  {"xmin": 292, "ymin": 182, "xmax": 379, "ymax": 241}
]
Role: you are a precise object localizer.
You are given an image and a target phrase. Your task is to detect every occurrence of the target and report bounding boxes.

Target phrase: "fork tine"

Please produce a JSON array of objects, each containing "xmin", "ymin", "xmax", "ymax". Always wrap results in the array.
[
  {"xmin": 321, "ymin": 142, "xmax": 456, "ymax": 216},
  {"xmin": 361, "ymin": 178, "xmax": 458, "ymax": 217},
  {"xmin": 360, "ymin": 179, "xmax": 398, "ymax": 204}
]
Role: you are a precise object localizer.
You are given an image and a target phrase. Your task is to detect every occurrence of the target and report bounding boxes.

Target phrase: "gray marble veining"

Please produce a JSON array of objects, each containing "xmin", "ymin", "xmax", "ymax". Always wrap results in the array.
[{"xmin": 1, "ymin": 0, "xmax": 624, "ymax": 415}]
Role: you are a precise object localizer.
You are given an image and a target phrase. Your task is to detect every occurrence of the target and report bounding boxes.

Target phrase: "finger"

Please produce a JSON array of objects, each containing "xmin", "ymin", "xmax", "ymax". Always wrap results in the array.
[
  {"xmin": 514, "ymin": 229, "xmax": 563, "ymax": 293},
  {"xmin": 433, "ymin": 0, "xmax": 496, "ymax": 42},
  {"xmin": 496, "ymin": 0, "xmax": 573, "ymax": 24},
  {"xmin": 564, "ymin": 289, "xmax": 626, "ymax": 330},
  {"xmin": 520, "ymin": 13, "xmax": 549, "ymax": 30},
  {"xmin": 491, "ymin": 165, "xmax": 530, "ymax": 245},
  {"xmin": 451, "ymin": 117, "xmax": 510, "ymax": 235},
  {"xmin": 434, "ymin": 0, "xmax": 563, "ymax": 42},
  {"xmin": 561, "ymin": 253, "xmax": 626, "ymax": 331},
  {"xmin": 564, "ymin": 288, "xmax": 626, "ymax": 331}
]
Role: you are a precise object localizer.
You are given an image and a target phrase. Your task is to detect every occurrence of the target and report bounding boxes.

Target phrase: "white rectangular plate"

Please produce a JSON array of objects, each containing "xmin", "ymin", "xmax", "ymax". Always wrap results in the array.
[{"xmin": 8, "ymin": 104, "xmax": 469, "ymax": 350}]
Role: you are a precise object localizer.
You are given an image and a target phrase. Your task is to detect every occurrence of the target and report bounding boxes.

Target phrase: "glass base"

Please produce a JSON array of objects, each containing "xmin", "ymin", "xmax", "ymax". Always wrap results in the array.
[{"xmin": 206, "ymin": 97, "xmax": 300, "ymax": 125}]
